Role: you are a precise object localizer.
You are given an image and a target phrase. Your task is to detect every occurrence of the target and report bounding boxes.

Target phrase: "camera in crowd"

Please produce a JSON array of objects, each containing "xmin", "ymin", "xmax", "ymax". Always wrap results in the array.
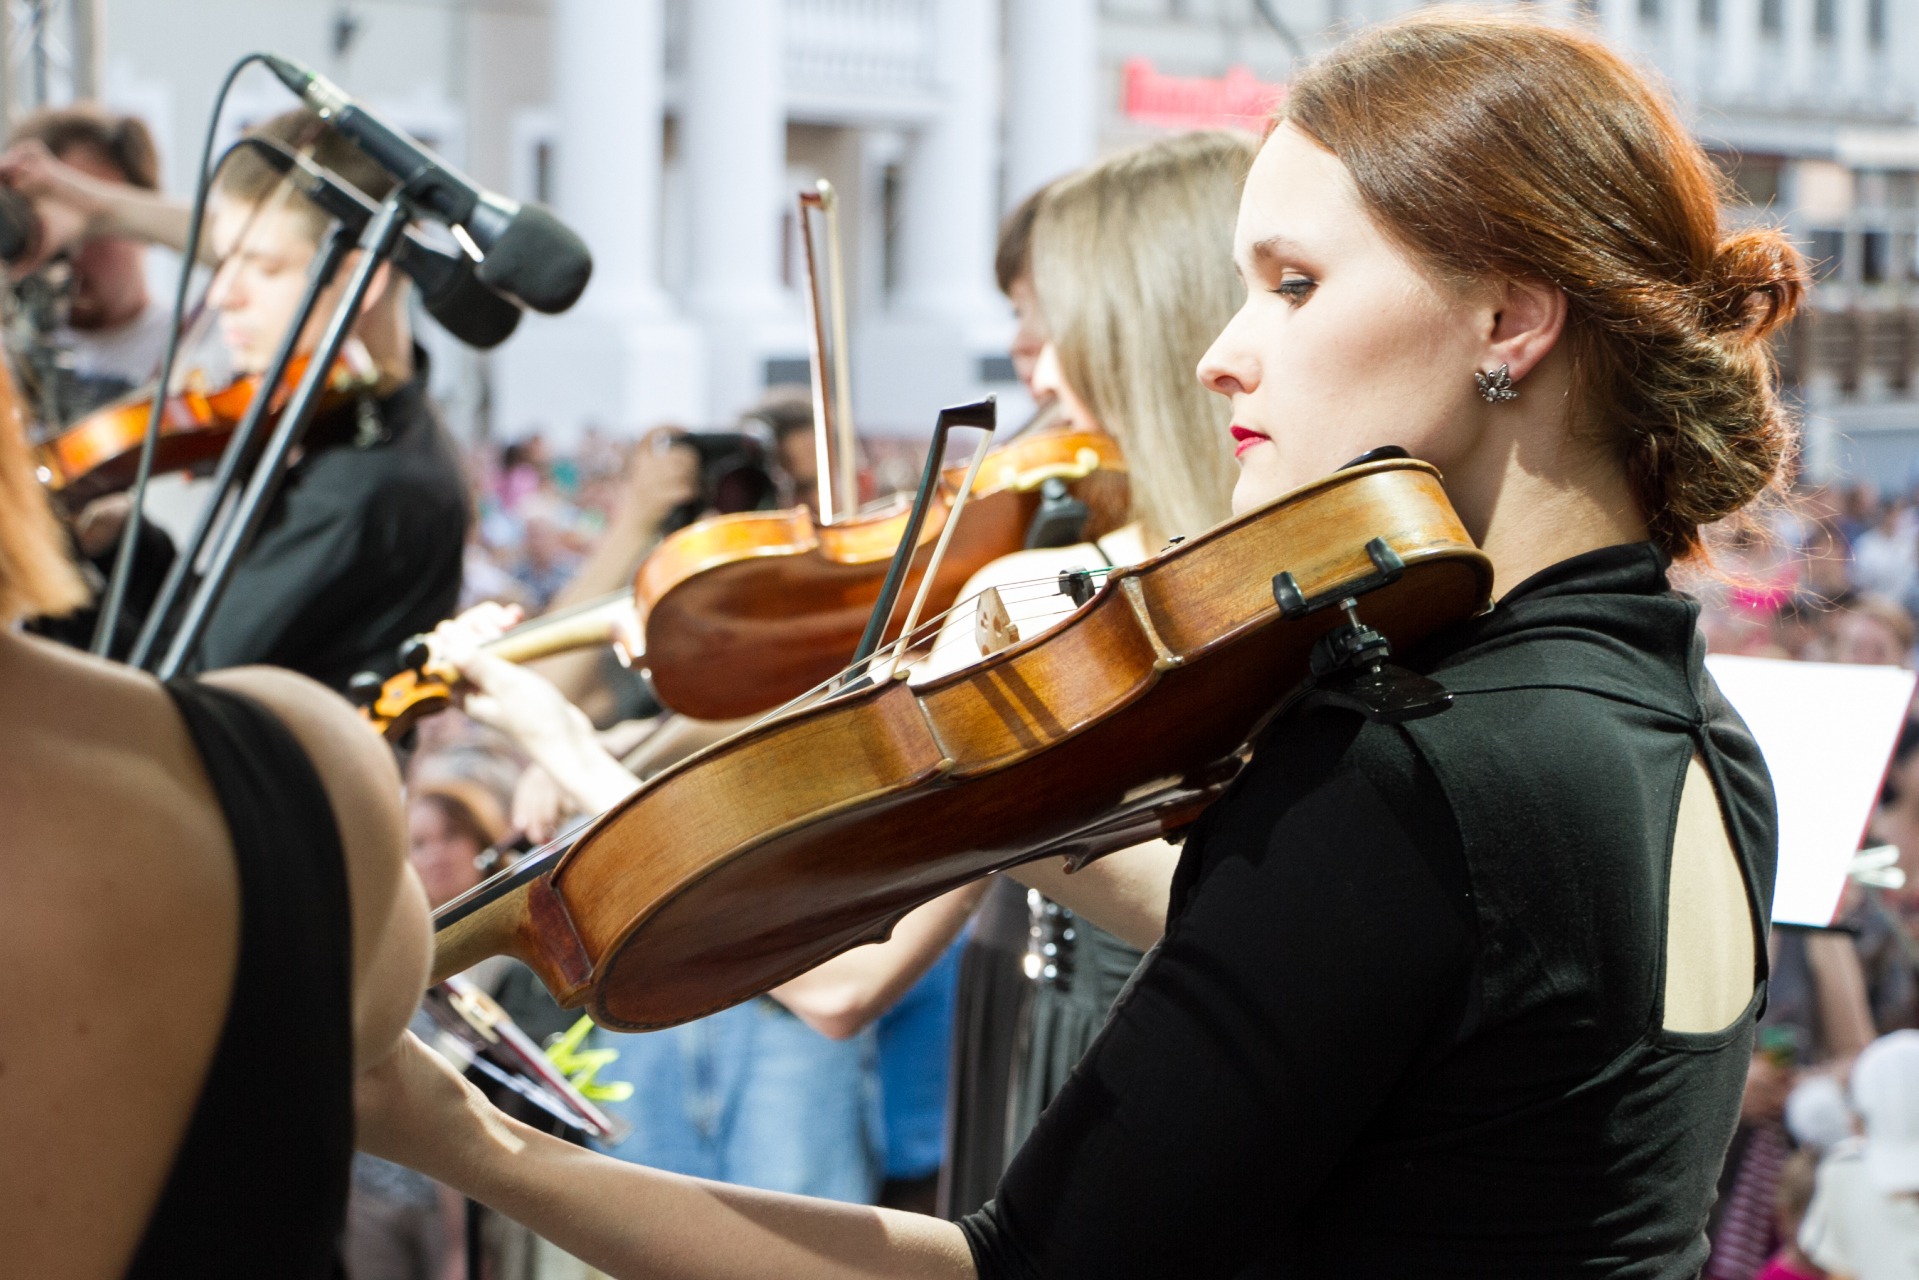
[
  {"xmin": 0, "ymin": 181, "xmax": 42, "ymax": 266},
  {"xmin": 659, "ymin": 423, "xmax": 781, "ymax": 536}
]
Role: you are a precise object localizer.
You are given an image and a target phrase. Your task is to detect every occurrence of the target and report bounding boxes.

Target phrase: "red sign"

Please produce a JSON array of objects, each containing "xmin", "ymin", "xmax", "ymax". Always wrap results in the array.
[{"xmin": 1121, "ymin": 58, "xmax": 1287, "ymax": 131}]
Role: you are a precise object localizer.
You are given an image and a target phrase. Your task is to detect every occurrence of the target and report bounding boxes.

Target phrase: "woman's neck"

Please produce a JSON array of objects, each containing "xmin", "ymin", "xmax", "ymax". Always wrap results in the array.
[{"xmin": 1447, "ymin": 411, "xmax": 1651, "ymax": 601}]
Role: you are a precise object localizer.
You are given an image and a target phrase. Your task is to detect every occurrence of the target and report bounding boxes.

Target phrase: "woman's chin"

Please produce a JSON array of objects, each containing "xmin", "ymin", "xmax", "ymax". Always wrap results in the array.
[{"xmin": 1230, "ymin": 453, "xmax": 1290, "ymax": 515}]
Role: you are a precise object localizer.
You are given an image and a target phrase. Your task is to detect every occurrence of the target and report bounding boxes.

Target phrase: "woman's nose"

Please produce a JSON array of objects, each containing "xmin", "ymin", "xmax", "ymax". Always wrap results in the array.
[{"xmin": 1197, "ymin": 310, "xmax": 1258, "ymax": 399}]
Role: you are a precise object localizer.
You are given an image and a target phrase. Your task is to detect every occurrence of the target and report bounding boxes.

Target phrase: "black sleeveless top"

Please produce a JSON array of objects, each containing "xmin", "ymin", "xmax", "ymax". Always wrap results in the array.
[
  {"xmin": 126, "ymin": 680, "xmax": 354, "ymax": 1278},
  {"xmin": 961, "ymin": 543, "xmax": 1778, "ymax": 1278}
]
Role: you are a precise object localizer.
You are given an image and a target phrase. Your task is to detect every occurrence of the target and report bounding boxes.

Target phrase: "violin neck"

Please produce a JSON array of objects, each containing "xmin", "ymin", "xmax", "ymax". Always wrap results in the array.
[
  {"xmin": 430, "ymin": 839, "xmax": 572, "ymax": 986},
  {"xmin": 485, "ymin": 592, "xmax": 635, "ymax": 665}
]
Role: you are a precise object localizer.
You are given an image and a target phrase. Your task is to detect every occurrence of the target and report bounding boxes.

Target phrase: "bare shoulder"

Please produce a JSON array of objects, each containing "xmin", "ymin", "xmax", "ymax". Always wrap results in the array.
[
  {"xmin": 0, "ymin": 633, "xmax": 238, "ymax": 1273},
  {"xmin": 201, "ymin": 665, "xmax": 405, "ymax": 808},
  {"xmin": 200, "ymin": 666, "xmax": 430, "ymax": 1069}
]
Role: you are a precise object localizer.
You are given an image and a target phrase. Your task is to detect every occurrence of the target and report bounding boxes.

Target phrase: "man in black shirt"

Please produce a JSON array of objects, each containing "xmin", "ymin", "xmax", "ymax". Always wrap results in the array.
[{"xmin": 14, "ymin": 109, "xmax": 466, "ymax": 690}]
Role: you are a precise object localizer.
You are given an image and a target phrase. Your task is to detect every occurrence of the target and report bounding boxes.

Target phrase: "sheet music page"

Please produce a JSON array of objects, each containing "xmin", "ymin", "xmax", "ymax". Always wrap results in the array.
[{"xmin": 1704, "ymin": 654, "xmax": 1916, "ymax": 926}]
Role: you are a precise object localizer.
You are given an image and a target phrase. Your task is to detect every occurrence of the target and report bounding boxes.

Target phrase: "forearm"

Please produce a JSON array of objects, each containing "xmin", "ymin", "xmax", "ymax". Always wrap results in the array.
[
  {"xmin": 442, "ymin": 1104, "xmax": 974, "ymax": 1280},
  {"xmin": 526, "ymin": 648, "xmax": 616, "ymax": 716},
  {"xmin": 536, "ymin": 517, "xmax": 661, "ymax": 707},
  {"xmin": 772, "ymin": 881, "xmax": 985, "ymax": 1039},
  {"xmin": 1805, "ymin": 929, "xmax": 1876, "ymax": 1060},
  {"xmin": 1007, "ymin": 838, "xmax": 1179, "ymax": 951},
  {"xmin": 93, "ymin": 186, "xmax": 198, "ymax": 258},
  {"xmin": 519, "ymin": 727, "xmax": 640, "ymax": 815},
  {"xmin": 552, "ymin": 513, "xmax": 655, "ymax": 613}
]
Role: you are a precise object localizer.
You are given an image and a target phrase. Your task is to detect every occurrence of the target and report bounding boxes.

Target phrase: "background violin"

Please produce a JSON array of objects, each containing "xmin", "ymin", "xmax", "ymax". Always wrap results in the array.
[
  {"xmin": 634, "ymin": 418, "xmax": 1128, "ymax": 721},
  {"xmin": 431, "ymin": 456, "xmax": 1492, "ymax": 1031},
  {"xmin": 359, "ymin": 592, "xmax": 641, "ymax": 742},
  {"xmin": 33, "ymin": 345, "xmax": 377, "ymax": 504}
]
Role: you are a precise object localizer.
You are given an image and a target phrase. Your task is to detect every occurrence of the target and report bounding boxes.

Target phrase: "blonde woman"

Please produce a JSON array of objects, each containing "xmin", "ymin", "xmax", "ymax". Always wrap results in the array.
[{"xmin": 913, "ymin": 129, "xmax": 1255, "ymax": 1210}]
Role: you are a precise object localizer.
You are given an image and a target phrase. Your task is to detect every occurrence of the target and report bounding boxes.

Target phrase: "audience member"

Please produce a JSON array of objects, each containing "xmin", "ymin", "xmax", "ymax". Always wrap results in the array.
[{"xmin": 1801, "ymin": 1031, "xmax": 1919, "ymax": 1279}]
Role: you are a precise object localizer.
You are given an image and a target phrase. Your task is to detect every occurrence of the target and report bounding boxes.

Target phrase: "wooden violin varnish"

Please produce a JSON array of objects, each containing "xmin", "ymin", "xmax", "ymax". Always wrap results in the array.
[{"xmin": 431, "ymin": 455, "xmax": 1491, "ymax": 1033}]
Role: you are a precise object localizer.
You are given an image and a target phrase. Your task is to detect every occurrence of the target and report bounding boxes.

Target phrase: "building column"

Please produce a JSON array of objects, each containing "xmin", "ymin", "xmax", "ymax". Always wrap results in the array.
[
  {"xmin": 682, "ymin": 0, "xmax": 797, "ymax": 423},
  {"xmin": 860, "ymin": 0, "xmax": 1008, "ymax": 433},
  {"xmin": 1784, "ymin": 0, "xmax": 1816, "ymax": 101},
  {"xmin": 1664, "ymin": 0, "xmax": 1700, "ymax": 100},
  {"xmin": 1003, "ymin": 0, "xmax": 1098, "ymax": 212},
  {"xmin": 1836, "ymin": 0, "xmax": 1871, "ymax": 107},
  {"xmin": 491, "ymin": 0, "xmax": 702, "ymax": 444},
  {"xmin": 1717, "ymin": 0, "xmax": 1761, "ymax": 103}
]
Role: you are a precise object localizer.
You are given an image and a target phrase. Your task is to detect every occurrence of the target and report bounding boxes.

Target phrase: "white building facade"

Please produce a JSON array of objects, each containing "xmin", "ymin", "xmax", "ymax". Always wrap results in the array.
[{"xmin": 74, "ymin": 0, "xmax": 1919, "ymax": 481}]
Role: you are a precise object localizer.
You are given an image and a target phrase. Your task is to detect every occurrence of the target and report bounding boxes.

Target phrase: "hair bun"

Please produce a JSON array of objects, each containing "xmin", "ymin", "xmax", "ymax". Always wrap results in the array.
[{"xmin": 1703, "ymin": 230, "xmax": 1808, "ymax": 339}]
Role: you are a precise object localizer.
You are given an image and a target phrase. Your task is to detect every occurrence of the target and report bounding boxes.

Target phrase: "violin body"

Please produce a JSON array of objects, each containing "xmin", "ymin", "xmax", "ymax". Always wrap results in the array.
[
  {"xmin": 634, "ymin": 426, "xmax": 1129, "ymax": 720},
  {"xmin": 35, "ymin": 351, "xmax": 376, "ymax": 504},
  {"xmin": 433, "ymin": 459, "xmax": 1493, "ymax": 1030}
]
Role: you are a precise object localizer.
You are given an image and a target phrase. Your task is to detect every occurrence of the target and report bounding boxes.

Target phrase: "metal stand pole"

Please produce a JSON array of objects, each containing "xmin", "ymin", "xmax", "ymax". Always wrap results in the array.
[
  {"xmin": 128, "ymin": 220, "xmax": 356, "ymax": 671},
  {"xmin": 465, "ymin": 1196, "xmax": 484, "ymax": 1280},
  {"xmin": 155, "ymin": 192, "xmax": 411, "ymax": 681}
]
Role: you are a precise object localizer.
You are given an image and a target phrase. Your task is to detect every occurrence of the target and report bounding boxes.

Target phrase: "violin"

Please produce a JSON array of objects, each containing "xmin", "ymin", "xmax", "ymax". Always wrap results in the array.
[
  {"xmin": 33, "ymin": 347, "xmax": 378, "ymax": 504},
  {"xmin": 634, "ymin": 419, "xmax": 1129, "ymax": 721},
  {"xmin": 430, "ymin": 456, "xmax": 1492, "ymax": 1030},
  {"xmin": 359, "ymin": 592, "xmax": 641, "ymax": 742}
]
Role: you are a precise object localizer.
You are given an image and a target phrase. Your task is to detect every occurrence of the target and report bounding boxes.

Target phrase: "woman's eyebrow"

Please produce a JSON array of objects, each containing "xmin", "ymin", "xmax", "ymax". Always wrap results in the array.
[{"xmin": 1250, "ymin": 235, "xmax": 1311, "ymax": 266}]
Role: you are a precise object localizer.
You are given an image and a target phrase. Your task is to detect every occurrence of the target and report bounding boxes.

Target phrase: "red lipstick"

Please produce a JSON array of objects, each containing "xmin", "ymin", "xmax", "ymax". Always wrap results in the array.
[{"xmin": 1229, "ymin": 425, "xmax": 1269, "ymax": 458}]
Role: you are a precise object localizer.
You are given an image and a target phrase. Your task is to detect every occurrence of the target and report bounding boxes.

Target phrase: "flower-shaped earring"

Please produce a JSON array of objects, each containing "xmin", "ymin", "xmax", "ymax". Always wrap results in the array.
[{"xmin": 1475, "ymin": 364, "xmax": 1519, "ymax": 404}]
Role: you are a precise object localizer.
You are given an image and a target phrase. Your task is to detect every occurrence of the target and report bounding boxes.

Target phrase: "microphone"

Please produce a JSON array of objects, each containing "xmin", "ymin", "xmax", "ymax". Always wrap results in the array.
[
  {"xmin": 231, "ymin": 137, "xmax": 522, "ymax": 350},
  {"xmin": 261, "ymin": 53, "xmax": 591, "ymax": 315}
]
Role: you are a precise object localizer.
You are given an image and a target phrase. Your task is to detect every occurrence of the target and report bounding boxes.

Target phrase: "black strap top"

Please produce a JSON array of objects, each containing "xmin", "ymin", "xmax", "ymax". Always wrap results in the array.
[{"xmin": 126, "ymin": 679, "xmax": 354, "ymax": 1278}]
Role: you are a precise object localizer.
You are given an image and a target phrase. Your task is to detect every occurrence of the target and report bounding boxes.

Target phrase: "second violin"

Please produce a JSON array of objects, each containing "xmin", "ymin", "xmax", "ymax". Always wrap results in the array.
[
  {"xmin": 634, "ymin": 419, "xmax": 1128, "ymax": 721},
  {"xmin": 34, "ymin": 347, "xmax": 377, "ymax": 504}
]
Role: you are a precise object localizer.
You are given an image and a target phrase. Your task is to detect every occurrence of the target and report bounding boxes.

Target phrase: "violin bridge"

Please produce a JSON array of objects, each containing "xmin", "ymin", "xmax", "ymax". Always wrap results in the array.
[{"xmin": 973, "ymin": 586, "xmax": 1022, "ymax": 657}]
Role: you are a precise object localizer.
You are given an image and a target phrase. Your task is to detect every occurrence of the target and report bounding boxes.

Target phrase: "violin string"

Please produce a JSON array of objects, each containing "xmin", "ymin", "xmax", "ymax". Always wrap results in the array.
[{"xmin": 742, "ymin": 567, "xmax": 1117, "ymax": 731}]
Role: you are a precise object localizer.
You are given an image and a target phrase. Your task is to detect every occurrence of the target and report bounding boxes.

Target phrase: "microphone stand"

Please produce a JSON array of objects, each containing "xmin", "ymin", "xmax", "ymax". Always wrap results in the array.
[
  {"xmin": 128, "ymin": 219, "xmax": 357, "ymax": 671},
  {"xmin": 154, "ymin": 191, "xmax": 412, "ymax": 681}
]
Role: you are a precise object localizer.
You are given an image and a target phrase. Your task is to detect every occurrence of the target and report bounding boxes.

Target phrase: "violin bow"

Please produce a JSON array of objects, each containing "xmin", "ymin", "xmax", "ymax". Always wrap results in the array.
[
  {"xmin": 798, "ymin": 180, "xmax": 858, "ymax": 522},
  {"xmin": 845, "ymin": 397, "xmax": 997, "ymax": 682}
]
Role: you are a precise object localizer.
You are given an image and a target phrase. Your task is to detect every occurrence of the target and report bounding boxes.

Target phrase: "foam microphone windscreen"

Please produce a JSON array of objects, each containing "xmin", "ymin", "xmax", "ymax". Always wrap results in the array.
[
  {"xmin": 475, "ymin": 203, "xmax": 592, "ymax": 315},
  {"xmin": 422, "ymin": 265, "xmax": 522, "ymax": 350}
]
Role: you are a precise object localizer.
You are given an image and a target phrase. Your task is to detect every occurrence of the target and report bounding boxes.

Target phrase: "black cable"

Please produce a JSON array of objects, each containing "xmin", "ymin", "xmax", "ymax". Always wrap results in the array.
[
  {"xmin": 1254, "ymin": 0, "xmax": 1308, "ymax": 62},
  {"xmin": 90, "ymin": 51, "xmax": 271, "ymax": 657}
]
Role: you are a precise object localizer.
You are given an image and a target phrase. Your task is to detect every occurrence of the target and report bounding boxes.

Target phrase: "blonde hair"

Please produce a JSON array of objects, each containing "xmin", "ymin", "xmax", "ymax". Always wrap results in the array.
[
  {"xmin": 1030, "ymin": 130, "xmax": 1255, "ymax": 546},
  {"xmin": 0, "ymin": 362, "xmax": 85, "ymax": 625}
]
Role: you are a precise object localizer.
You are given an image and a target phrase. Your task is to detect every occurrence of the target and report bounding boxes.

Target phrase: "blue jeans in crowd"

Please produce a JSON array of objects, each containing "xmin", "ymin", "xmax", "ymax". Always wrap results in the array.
[{"xmin": 588, "ymin": 996, "xmax": 885, "ymax": 1203}]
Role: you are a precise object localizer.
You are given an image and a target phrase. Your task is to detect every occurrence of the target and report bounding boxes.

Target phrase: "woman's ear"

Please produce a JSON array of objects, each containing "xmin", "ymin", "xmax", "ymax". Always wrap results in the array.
[{"xmin": 1484, "ymin": 277, "xmax": 1567, "ymax": 383}]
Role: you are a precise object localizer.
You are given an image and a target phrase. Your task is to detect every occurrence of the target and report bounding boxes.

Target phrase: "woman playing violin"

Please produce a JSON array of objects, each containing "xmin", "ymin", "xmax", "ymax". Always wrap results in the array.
[{"xmin": 359, "ymin": 13, "xmax": 1795, "ymax": 1276}]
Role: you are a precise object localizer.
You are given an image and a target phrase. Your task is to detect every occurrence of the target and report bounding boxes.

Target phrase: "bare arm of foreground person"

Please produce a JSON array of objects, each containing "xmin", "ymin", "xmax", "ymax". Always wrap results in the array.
[
  {"xmin": 0, "ymin": 641, "xmax": 429, "ymax": 1277},
  {"xmin": 201, "ymin": 666, "xmax": 434, "ymax": 1070},
  {"xmin": 770, "ymin": 881, "xmax": 986, "ymax": 1039},
  {"xmin": 358, "ymin": 1032, "xmax": 976, "ymax": 1280}
]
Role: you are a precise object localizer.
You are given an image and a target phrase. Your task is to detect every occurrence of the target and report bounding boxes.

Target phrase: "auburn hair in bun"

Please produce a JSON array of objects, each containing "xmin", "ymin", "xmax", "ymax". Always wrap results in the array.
[
  {"xmin": 1284, "ymin": 9, "xmax": 1809, "ymax": 559},
  {"xmin": 1702, "ymin": 230, "xmax": 1806, "ymax": 339}
]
